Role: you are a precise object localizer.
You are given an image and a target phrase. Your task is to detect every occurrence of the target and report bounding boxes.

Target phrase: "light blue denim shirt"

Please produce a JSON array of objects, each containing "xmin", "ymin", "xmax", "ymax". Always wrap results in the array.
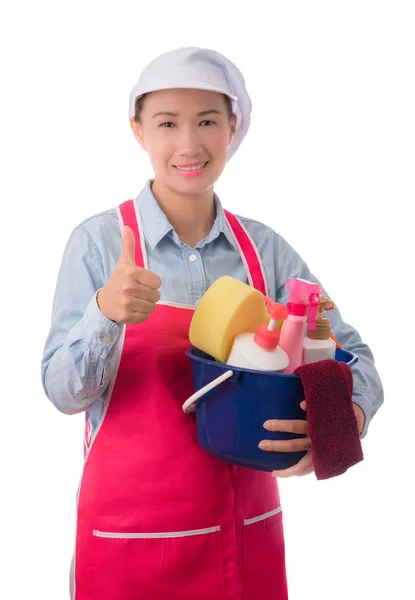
[{"xmin": 41, "ymin": 180, "xmax": 383, "ymax": 437}]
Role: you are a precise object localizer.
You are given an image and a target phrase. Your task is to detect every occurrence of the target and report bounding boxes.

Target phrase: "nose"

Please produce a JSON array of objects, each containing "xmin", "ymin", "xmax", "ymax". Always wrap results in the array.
[{"xmin": 177, "ymin": 125, "xmax": 204, "ymax": 158}]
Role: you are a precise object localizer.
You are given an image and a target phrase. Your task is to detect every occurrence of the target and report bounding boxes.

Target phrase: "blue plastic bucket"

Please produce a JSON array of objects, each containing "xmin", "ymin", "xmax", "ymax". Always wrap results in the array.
[{"xmin": 184, "ymin": 347, "xmax": 358, "ymax": 472}]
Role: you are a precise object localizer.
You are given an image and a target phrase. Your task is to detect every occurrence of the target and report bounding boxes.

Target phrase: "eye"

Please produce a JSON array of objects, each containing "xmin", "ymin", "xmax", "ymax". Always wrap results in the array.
[
  {"xmin": 200, "ymin": 120, "xmax": 215, "ymax": 126},
  {"xmin": 159, "ymin": 122, "xmax": 175, "ymax": 128}
]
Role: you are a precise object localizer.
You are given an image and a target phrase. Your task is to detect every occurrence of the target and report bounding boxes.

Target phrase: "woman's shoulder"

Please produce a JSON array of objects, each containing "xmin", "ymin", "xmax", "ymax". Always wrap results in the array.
[
  {"xmin": 231, "ymin": 212, "xmax": 297, "ymax": 263},
  {"xmin": 233, "ymin": 212, "xmax": 278, "ymax": 246},
  {"xmin": 77, "ymin": 207, "xmax": 118, "ymax": 230},
  {"xmin": 74, "ymin": 207, "xmax": 120, "ymax": 245},
  {"xmin": 67, "ymin": 207, "xmax": 123, "ymax": 277}
]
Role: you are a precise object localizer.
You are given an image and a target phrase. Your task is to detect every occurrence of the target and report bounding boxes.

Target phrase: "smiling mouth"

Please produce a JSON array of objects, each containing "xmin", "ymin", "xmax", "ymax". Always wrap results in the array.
[{"xmin": 174, "ymin": 161, "xmax": 209, "ymax": 172}]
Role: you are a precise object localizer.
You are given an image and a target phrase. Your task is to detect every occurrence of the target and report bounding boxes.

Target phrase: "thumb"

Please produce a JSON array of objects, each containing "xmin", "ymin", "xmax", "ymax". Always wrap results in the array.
[{"xmin": 119, "ymin": 226, "xmax": 136, "ymax": 265}]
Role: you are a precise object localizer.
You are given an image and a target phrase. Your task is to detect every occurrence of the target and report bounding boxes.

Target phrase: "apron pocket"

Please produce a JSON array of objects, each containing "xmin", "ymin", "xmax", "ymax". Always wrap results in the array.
[
  {"xmin": 242, "ymin": 507, "xmax": 288, "ymax": 600},
  {"xmin": 91, "ymin": 526, "xmax": 226, "ymax": 600}
]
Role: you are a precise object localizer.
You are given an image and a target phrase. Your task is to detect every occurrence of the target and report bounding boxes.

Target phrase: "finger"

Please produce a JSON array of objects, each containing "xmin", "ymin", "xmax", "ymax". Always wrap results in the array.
[
  {"xmin": 125, "ymin": 312, "xmax": 150, "ymax": 325},
  {"xmin": 263, "ymin": 419, "xmax": 308, "ymax": 435},
  {"xmin": 127, "ymin": 297, "xmax": 158, "ymax": 315},
  {"xmin": 259, "ymin": 437, "xmax": 311, "ymax": 453},
  {"xmin": 272, "ymin": 452, "xmax": 314, "ymax": 478},
  {"xmin": 133, "ymin": 268, "xmax": 162, "ymax": 291},
  {"xmin": 119, "ymin": 226, "xmax": 136, "ymax": 266},
  {"xmin": 128, "ymin": 283, "xmax": 161, "ymax": 304},
  {"xmin": 300, "ymin": 401, "xmax": 307, "ymax": 411}
]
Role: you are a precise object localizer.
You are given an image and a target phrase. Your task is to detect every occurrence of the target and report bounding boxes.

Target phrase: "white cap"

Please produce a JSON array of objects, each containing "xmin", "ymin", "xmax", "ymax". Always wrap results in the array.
[{"xmin": 128, "ymin": 47, "xmax": 252, "ymax": 160}]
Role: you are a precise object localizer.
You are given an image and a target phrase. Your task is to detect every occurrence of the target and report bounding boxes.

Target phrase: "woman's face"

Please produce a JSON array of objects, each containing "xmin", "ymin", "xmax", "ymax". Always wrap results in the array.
[{"xmin": 130, "ymin": 88, "xmax": 237, "ymax": 195}]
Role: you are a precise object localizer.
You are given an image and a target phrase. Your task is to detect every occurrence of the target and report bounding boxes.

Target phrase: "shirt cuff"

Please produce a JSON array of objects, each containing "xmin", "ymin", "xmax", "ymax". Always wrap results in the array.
[
  {"xmin": 352, "ymin": 390, "xmax": 372, "ymax": 439},
  {"xmin": 80, "ymin": 290, "xmax": 123, "ymax": 359}
]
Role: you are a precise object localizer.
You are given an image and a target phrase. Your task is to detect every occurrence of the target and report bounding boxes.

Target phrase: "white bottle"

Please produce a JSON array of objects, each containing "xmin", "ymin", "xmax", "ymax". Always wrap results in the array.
[
  {"xmin": 227, "ymin": 299, "xmax": 289, "ymax": 372},
  {"xmin": 303, "ymin": 297, "xmax": 336, "ymax": 365}
]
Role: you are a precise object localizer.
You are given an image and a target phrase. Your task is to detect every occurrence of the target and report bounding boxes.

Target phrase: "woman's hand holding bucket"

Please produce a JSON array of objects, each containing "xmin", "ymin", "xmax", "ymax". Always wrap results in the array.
[
  {"xmin": 258, "ymin": 401, "xmax": 314, "ymax": 478},
  {"xmin": 259, "ymin": 401, "xmax": 365, "ymax": 478}
]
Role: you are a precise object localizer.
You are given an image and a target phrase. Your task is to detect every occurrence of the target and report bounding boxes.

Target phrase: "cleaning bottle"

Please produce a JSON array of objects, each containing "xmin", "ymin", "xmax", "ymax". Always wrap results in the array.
[
  {"xmin": 279, "ymin": 278, "xmax": 322, "ymax": 374},
  {"xmin": 303, "ymin": 297, "xmax": 336, "ymax": 365},
  {"xmin": 226, "ymin": 298, "xmax": 289, "ymax": 371}
]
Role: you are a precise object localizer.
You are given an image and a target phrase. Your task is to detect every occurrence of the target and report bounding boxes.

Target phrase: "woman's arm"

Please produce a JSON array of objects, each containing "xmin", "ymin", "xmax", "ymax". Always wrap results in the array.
[
  {"xmin": 274, "ymin": 233, "xmax": 384, "ymax": 437},
  {"xmin": 41, "ymin": 226, "xmax": 123, "ymax": 415}
]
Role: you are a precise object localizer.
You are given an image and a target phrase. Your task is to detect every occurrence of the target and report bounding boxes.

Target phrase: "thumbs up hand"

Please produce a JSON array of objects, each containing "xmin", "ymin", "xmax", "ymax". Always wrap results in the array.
[{"xmin": 97, "ymin": 226, "xmax": 162, "ymax": 325}]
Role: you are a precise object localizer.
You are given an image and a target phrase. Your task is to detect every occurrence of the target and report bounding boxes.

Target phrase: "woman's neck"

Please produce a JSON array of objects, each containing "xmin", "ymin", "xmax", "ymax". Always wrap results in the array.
[{"xmin": 151, "ymin": 179, "xmax": 216, "ymax": 247}]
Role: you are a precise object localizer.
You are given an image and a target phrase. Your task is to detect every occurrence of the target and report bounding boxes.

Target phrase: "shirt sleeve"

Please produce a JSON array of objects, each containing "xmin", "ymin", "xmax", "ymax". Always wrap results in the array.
[
  {"xmin": 273, "ymin": 233, "xmax": 384, "ymax": 437},
  {"xmin": 41, "ymin": 225, "xmax": 123, "ymax": 415}
]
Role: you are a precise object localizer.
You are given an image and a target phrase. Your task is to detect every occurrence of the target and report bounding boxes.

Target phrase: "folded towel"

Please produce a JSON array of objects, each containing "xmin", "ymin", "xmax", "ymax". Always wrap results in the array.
[{"xmin": 294, "ymin": 359, "xmax": 363, "ymax": 480}]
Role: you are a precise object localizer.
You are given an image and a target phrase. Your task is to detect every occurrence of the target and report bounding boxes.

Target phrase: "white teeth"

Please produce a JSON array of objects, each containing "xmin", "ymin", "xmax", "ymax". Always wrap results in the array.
[{"xmin": 176, "ymin": 162, "xmax": 206, "ymax": 171}]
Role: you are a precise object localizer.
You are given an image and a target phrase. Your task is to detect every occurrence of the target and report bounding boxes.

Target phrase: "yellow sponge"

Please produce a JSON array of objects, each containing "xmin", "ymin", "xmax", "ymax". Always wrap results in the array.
[{"xmin": 189, "ymin": 276, "xmax": 270, "ymax": 363}]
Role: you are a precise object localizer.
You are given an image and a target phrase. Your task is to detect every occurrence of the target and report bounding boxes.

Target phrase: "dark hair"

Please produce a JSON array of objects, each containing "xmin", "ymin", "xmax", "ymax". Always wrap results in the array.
[{"xmin": 133, "ymin": 92, "xmax": 234, "ymax": 123}]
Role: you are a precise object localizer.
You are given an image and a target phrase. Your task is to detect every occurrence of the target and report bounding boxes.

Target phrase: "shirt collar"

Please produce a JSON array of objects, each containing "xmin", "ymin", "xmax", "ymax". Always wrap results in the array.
[{"xmin": 136, "ymin": 180, "xmax": 238, "ymax": 250}]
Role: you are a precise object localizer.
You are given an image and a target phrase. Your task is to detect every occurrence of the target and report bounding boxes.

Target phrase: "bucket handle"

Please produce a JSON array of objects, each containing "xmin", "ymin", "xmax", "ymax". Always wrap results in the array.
[
  {"xmin": 348, "ymin": 352, "xmax": 359, "ymax": 368},
  {"xmin": 182, "ymin": 370, "xmax": 234, "ymax": 414}
]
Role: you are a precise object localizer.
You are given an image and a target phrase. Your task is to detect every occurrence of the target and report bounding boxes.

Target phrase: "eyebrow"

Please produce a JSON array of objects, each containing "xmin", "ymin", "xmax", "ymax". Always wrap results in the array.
[{"xmin": 152, "ymin": 109, "xmax": 222, "ymax": 119}]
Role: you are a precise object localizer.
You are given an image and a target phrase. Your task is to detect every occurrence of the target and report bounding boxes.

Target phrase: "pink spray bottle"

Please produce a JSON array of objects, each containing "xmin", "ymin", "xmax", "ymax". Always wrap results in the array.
[{"xmin": 279, "ymin": 278, "xmax": 322, "ymax": 374}]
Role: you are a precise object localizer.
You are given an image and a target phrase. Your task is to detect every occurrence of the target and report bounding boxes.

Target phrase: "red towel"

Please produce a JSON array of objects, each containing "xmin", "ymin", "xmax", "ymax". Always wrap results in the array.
[{"xmin": 294, "ymin": 359, "xmax": 363, "ymax": 480}]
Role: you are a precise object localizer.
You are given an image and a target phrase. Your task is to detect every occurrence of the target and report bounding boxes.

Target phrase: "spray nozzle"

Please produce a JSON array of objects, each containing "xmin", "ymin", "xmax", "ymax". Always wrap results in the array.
[
  {"xmin": 284, "ymin": 278, "xmax": 322, "ymax": 331},
  {"xmin": 317, "ymin": 297, "xmax": 335, "ymax": 314},
  {"xmin": 308, "ymin": 296, "xmax": 334, "ymax": 328},
  {"xmin": 254, "ymin": 297, "xmax": 289, "ymax": 350},
  {"xmin": 307, "ymin": 296, "xmax": 335, "ymax": 340},
  {"xmin": 263, "ymin": 296, "xmax": 289, "ymax": 331}
]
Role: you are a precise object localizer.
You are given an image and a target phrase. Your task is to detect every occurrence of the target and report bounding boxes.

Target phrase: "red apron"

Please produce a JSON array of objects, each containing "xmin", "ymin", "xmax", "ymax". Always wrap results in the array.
[{"xmin": 73, "ymin": 199, "xmax": 288, "ymax": 600}]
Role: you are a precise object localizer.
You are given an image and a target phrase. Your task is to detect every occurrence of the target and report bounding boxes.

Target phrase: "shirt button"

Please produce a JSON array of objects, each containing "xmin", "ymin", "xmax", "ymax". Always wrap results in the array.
[
  {"xmin": 104, "ymin": 336, "xmax": 112, "ymax": 344},
  {"xmin": 189, "ymin": 254, "xmax": 197, "ymax": 262}
]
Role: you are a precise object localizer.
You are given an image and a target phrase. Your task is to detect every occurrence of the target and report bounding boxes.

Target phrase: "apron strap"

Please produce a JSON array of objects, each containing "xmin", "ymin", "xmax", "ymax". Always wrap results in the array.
[
  {"xmin": 224, "ymin": 210, "xmax": 268, "ymax": 296},
  {"xmin": 118, "ymin": 200, "xmax": 268, "ymax": 296},
  {"xmin": 118, "ymin": 199, "xmax": 147, "ymax": 269}
]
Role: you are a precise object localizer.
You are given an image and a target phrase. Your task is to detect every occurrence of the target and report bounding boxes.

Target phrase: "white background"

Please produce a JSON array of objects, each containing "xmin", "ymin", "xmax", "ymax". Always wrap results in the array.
[{"xmin": 1, "ymin": 1, "xmax": 414, "ymax": 598}]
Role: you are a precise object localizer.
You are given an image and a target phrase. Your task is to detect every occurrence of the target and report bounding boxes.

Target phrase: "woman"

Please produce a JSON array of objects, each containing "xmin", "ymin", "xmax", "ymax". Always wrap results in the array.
[{"xmin": 41, "ymin": 47, "xmax": 383, "ymax": 599}]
